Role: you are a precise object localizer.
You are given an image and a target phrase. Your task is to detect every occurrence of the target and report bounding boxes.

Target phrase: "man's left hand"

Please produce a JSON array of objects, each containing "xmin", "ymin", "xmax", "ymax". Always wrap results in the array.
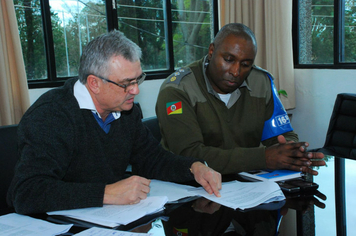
[
  {"xmin": 266, "ymin": 135, "xmax": 326, "ymax": 175},
  {"xmin": 190, "ymin": 162, "xmax": 222, "ymax": 197}
]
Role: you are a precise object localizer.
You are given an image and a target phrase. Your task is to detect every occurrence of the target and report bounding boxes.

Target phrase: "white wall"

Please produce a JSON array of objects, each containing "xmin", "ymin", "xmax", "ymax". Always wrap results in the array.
[
  {"xmin": 292, "ymin": 69, "xmax": 356, "ymax": 149},
  {"xmin": 29, "ymin": 70, "xmax": 356, "ymax": 150},
  {"xmin": 135, "ymin": 79, "xmax": 165, "ymax": 118},
  {"xmin": 29, "ymin": 88, "xmax": 52, "ymax": 105}
]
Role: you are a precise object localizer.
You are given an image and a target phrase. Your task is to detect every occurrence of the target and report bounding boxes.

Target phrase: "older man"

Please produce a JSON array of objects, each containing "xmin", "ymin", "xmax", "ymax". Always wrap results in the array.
[{"xmin": 7, "ymin": 30, "xmax": 221, "ymax": 214}]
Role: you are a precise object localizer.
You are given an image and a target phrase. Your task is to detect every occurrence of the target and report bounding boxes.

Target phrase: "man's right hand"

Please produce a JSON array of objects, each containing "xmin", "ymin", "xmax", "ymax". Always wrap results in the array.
[
  {"xmin": 103, "ymin": 175, "xmax": 151, "ymax": 205},
  {"xmin": 265, "ymin": 135, "xmax": 325, "ymax": 175}
]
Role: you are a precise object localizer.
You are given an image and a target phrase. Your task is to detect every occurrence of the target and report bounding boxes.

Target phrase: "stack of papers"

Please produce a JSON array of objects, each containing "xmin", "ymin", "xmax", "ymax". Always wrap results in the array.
[
  {"xmin": 0, "ymin": 213, "xmax": 72, "ymax": 236},
  {"xmin": 48, "ymin": 196, "xmax": 168, "ymax": 228},
  {"xmin": 188, "ymin": 180, "xmax": 285, "ymax": 210},
  {"xmin": 47, "ymin": 179, "xmax": 285, "ymax": 227}
]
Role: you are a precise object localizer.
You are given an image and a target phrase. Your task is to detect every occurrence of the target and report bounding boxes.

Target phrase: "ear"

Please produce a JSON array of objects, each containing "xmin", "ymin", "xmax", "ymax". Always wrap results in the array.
[
  {"xmin": 86, "ymin": 75, "xmax": 101, "ymax": 94},
  {"xmin": 208, "ymin": 43, "xmax": 215, "ymax": 60}
]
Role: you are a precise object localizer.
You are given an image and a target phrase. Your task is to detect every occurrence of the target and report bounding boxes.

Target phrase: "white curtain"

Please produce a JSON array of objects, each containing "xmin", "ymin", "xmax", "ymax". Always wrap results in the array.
[
  {"xmin": 219, "ymin": 0, "xmax": 295, "ymax": 109},
  {"xmin": 0, "ymin": 0, "xmax": 30, "ymax": 125}
]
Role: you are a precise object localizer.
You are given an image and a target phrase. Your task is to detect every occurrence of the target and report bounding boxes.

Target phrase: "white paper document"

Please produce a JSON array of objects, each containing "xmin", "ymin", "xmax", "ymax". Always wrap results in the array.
[
  {"xmin": 47, "ymin": 179, "xmax": 285, "ymax": 228},
  {"xmin": 0, "ymin": 213, "xmax": 72, "ymax": 236},
  {"xmin": 47, "ymin": 196, "xmax": 168, "ymax": 228},
  {"xmin": 148, "ymin": 179, "xmax": 197, "ymax": 203},
  {"xmin": 188, "ymin": 180, "xmax": 285, "ymax": 210}
]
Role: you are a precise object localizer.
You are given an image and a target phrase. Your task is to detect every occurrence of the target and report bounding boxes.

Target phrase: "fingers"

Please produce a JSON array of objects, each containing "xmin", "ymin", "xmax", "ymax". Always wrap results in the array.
[
  {"xmin": 208, "ymin": 171, "xmax": 222, "ymax": 197},
  {"xmin": 200, "ymin": 181, "xmax": 213, "ymax": 195},
  {"xmin": 191, "ymin": 162, "xmax": 222, "ymax": 197},
  {"xmin": 311, "ymin": 197, "xmax": 326, "ymax": 209},
  {"xmin": 310, "ymin": 159, "xmax": 326, "ymax": 167},
  {"xmin": 314, "ymin": 190, "xmax": 327, "ymax": 201},
  {"xmin": 104, "ymin": 176, "xmax": 151, "ymax": 205},
  {"xmin": 307, "ymin": 151, "xmax": 325, "ymax": 159},
  {"xmin": 267, "ymin": 138, "xmax": 326, "ymax": 173},
  {"xmin": 138, "ymin": 177, "xmax": 151, "ymax": 187},
  {"xmin": 128, "ymin": 177, "xmax": 151, "ymax": 204},
  {"xmin": 300, "ymin": 166, "xmax": 319, "ymax": 175},
  {"xmin": 295, "ymin": 151, "xmax": 325, "ymax": 175},
  {"xmin": 199, "ymin": 170, "xmax": 222, "ymax": 197},
  {"xmin": 278, "ymin": 135, "xmax": 301, "ymax": 145},
  {"xmin": 299, "ymin": 145, "xmax": 307, "ymax": 152},
  {"xmin": 277, "ymin": 135, "xmax": 287, "ymax": 144},
  {"xmin": 129, "ymin": 187, "xmax": 149, "ymax": 205},
  {"xmin": 281, "ymin": 158, "xmax": 321, "ymax": 175},
  {"xmin": 129, "ymin": 199, "xmax": 141, "ymax": 205}
]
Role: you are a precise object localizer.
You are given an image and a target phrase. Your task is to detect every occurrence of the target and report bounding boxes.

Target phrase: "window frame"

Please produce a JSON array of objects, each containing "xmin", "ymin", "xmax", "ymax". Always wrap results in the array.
[
  {"xmin": 292, "ymin": 0, "xmax": 356, "ymax": 69},
  {"xmin": 29, "ymin": 0, "xmax": 219, "ymax": 89}
]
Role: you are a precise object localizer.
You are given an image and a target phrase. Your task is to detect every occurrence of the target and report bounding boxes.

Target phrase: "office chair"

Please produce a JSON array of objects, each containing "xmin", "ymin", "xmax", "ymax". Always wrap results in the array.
[
  {"xmin": 312, "ymin": 93, "xmax": 356, "ymax": 159},
  {"xmin": 0, "ymin": 124, "xmax": 18, "ymax": 210},
  {"xmin": 142, "ymin": 116, "xmax": 161, "ymax": 142}
]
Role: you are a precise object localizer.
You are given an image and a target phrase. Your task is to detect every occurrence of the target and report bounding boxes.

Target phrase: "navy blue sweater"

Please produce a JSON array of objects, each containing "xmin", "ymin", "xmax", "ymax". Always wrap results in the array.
[{"xmin": 8, "ymin": 78, "xmax": 197, "ymax": 214}]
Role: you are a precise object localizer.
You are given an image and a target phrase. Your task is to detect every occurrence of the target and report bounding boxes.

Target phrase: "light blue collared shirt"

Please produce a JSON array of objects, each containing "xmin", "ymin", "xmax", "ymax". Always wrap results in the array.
[{"xmin": 73, "ymin": 80, "xmax": 121, "ymax": 133}]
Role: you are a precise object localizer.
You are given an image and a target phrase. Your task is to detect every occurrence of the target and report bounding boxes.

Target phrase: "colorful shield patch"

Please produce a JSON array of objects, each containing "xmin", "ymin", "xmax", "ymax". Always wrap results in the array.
[{"xmin": 166, "ymin": 101, "xmax": 182, "ymax": 115}]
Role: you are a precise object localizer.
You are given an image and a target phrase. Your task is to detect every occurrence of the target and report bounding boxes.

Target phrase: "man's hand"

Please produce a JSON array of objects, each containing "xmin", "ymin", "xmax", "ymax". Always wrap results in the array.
[
  {"xmin": 103, "ymin": 175, "xmax": 151, "ymax": 205},
  {"xmin": 265, "ymin": 135, "xmax": 326, "ymax": 175},
  {"xmin": 190, "ymin": 162, "xmax": 222, "ymax": 197}
]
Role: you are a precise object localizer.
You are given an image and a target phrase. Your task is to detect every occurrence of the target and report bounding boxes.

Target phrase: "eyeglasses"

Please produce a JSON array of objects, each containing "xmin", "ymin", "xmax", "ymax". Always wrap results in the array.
[{"xmin": 91, "ymin": 73, "xmax": 146, "ymax": 92}]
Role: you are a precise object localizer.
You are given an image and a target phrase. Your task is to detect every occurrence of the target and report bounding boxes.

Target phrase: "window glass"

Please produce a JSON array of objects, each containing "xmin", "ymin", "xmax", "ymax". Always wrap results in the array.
[
  {"xmin": 297, "ymin": 0, "xmax": 356, "ymax": 65},
  {"xmin": 49, "ymin": 0, "xmax": 107, "ymax": 78},
  {"xmin": 116, "ymin": 0, "xmax": 213, "ymax": 71},
  {"xmin": 14, "ymin": 0, "xmax": 215, "ymax": 84},
  {"xmin": 298, "ymin": 0, "xmax": 334, "ymax": 64},
  {"xmin": 171, "ymin": 0, "xmax": 213, "ymax": 68},
  {"xmin": 14, "ymin": 0, "xmax": 47, "ymax": 80},
  {"xmin": 116, "ymin": 0, "xmax": 169, "ymax": 71},
  {"xmin": 342, "ymin": 0, "xmax": 356, "ymax": 62}
]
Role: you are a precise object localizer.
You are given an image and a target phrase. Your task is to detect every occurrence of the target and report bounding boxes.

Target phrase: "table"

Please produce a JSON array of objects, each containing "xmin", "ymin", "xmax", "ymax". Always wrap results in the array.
[{"xmin": 2, "ymin": 156, "xmax": 355, "ymax": 235}]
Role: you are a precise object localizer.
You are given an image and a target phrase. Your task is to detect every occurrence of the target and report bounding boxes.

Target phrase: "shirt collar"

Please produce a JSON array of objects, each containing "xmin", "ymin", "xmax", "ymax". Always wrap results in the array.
[{"xmin": 73, "ymin": 80, "xmax": 121, "ymax": 119}]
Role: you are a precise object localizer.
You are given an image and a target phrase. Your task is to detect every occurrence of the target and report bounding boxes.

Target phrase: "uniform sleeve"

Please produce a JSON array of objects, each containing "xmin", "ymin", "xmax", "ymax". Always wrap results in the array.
[
  {"xmin": 156, "ymin": 86, "xmax": 267, "ymax": 175},
  {"xmin": 261, "ymin": 91, "xmax": 299, "ymax": 147}
]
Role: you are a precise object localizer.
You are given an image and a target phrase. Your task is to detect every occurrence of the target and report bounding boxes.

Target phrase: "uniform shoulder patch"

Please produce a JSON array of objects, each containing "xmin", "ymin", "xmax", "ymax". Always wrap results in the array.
[{"xmin": 166, "ymin": 67, "xmax": 192, "ymax": 85}]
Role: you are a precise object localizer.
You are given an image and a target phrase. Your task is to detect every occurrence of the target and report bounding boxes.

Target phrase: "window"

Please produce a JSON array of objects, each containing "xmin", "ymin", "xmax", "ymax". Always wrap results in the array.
[
  {"xmin": 14, "ymin": 0, "xmax": 218, "ymax": 88},
  {"xmin": 293, "ymin": 0, "xmax": 356, "ymax": 68}
]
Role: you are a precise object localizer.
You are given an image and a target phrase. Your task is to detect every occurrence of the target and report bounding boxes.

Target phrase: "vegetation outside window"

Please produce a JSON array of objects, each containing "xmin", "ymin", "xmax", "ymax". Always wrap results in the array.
[
  {"xmin": 294, "ymin": 0, "xmax": 356, "ymax": 68},
  {"xmin": 13, "ymin": 0, "xmax": 217, "ymax": 88}
]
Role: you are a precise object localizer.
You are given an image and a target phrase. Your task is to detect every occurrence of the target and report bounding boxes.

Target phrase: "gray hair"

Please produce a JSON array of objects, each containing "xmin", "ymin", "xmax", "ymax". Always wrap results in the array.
[
  {"xmin": 78, "ymin": 30, "xmax": 142, "ymax": 83},
  {"xmin": 213, "ymin": 23, "xmax": 257, "ymax": 55}
]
